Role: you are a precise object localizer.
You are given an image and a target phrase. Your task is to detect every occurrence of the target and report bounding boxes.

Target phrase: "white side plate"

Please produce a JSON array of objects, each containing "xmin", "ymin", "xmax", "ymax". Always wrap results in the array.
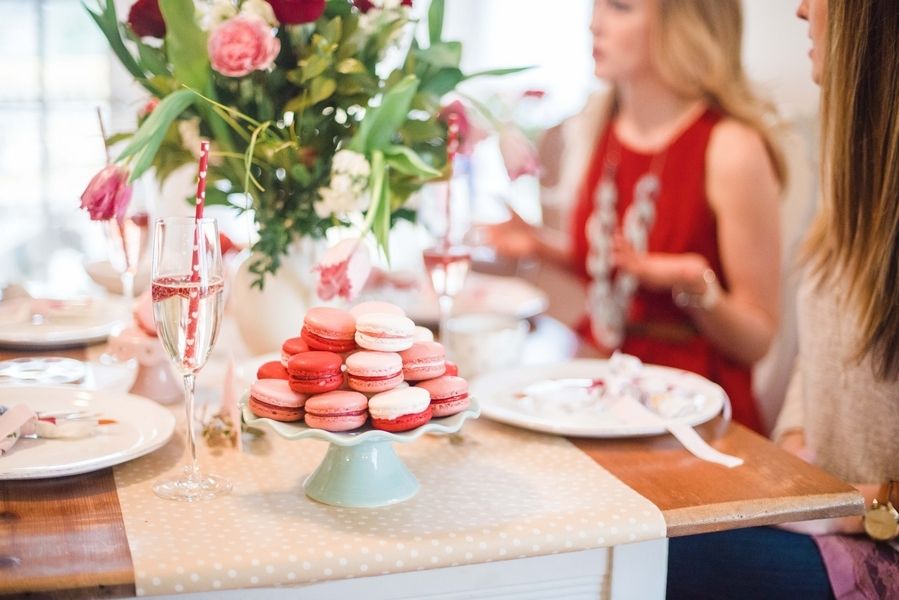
[{"xmin": 0, "ymin": 386, "xmax": 175, "ymax": 479}]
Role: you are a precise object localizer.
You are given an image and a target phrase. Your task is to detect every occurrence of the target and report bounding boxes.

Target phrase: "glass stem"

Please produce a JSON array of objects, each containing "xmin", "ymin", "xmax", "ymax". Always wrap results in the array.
[
  {"xmin": 438, "ymin": 293, "xmax": 453, "ymax": 348},
  {"xmin": 183, "ymin": 373, "xmax": 199, "ymax": 479},
  {"xmin": 121, "ymin": 271, "xmax": 135, "ymax": 303}
]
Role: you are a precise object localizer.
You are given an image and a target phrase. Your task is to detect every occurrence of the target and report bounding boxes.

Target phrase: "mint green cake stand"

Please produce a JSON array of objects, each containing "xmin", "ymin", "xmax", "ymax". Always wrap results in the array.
[{"xmin": 241, "ymin": 397, "xmax": 479, "ymax": 508}]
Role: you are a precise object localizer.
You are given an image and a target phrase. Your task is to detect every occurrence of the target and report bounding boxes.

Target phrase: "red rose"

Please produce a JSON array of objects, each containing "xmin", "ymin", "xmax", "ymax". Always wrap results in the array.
[
  {"xmin": 354, "ymin": 0, "xmax": 412, "ymax": 12},
  {"xmin": 127, "ymin": 0, "xmax": 166, "ymax": 39},
  {"xmin": 266, "ymin": 0, "xmax": 326, "ymax": 24}
]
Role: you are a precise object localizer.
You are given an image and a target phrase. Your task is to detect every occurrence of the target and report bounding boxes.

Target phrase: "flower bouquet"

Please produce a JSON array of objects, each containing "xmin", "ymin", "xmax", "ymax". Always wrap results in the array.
[{"xmin": 82, "ymin": 0, "xmax": 525, "ymax": 298}]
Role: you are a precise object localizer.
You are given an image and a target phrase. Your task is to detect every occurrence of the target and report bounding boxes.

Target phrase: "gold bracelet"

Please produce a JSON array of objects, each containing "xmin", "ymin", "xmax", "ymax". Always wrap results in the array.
[
  {"xmin": 672, "ymin": 268, "xmax": 720, "ymax": 311},
  {"xmin": 864, "ymin": 480, "xmax": 899, "ymax": 542}
]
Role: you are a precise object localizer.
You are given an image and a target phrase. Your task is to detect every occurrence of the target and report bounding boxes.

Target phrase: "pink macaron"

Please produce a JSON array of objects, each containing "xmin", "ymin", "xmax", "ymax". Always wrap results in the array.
[
  {"xmin": 355, "ymin": 313, "xmax": 415, "ymax": 352},
  {"xmin": 349, "ymin": 301, "xmax": 405, "ymax": 319},
  {"xmin": 416, "ymin": 375, "xmax": 470, "ymax": 417},
  {"xmin": 280, "ymin": 337, "xmax": 310, "ymax": 366},
  {"xmin": 399, "ymin": 341, "xmax": 446, "ymax": 381},
  {"xmin": 345, "ymin": 351, "xmax": 404, "ymax": 393},
  {"xmin": 301, "ymin": 307, "xmax": 357, "ymax": 353},
  {"xmin": 369, "ymin": 387, "xmax": 432, "ymax": 432},
  {"xmin": 304, "ymin": 390, "xmax": 369, "ymax": 432},
  {"xmin": 249, "ymin": 379, "xmax": 307, "ymax": 422}
]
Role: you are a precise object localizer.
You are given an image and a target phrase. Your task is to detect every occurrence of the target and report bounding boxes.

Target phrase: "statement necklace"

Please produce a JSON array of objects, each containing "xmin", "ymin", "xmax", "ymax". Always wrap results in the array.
[{"xmin": 585, "ymin": 130, "xmax": 667, "ymax": 349}]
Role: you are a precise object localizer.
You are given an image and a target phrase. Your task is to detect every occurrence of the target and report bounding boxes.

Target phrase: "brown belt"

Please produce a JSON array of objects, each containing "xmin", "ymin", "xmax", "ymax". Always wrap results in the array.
[{"xmin": 625, "ymin": 320, "xmax": 699, "ymax": 344}]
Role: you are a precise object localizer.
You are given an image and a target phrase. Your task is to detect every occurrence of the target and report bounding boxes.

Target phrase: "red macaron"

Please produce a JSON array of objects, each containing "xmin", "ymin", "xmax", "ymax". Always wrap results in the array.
[
  {"xmin": 286, "ymin": 351, "xmax": 345, "ymax": 394},
  {"xmin": 280, "ymin": 337, "xmax": 310, "ymax": 366},
  {"xmin": 301, "ymin": 307, "xmax": 357, "ymax": 353},
  {"xmin": 256, "ymin": 360, "xmax": 289, "ymax": 380}
]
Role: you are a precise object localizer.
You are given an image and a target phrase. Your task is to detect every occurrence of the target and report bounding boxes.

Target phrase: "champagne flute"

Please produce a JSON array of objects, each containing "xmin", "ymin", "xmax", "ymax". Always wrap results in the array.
[
  {"xmin": 420, "ymin": 167, "xmax": 472, "ymax": 346},
  {"xmin": 150, "ymin": 216, "xmax": 230, "ymax": 501},
  {"xmin": 105, "ymin": 211, "xmax": 149, "ymax": 301}
]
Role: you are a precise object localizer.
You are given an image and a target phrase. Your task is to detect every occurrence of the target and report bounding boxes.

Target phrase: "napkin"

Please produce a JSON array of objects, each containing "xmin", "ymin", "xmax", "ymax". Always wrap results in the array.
[{"xmin": 0, "ymin": 404, "xmax": 37, "ymax": 456}]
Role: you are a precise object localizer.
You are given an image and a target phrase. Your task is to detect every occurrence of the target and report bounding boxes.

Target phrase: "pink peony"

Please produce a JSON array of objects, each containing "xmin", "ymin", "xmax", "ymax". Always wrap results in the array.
[
  {"xmin": 79, "ymin": 164, "xmax": 133, "ymax": 222},
  {"xmin": 498, "ymin": 125, "xmax": 541, "ymax": 180},
  {"xmin": 208, "ymin": 15, "xmax": 281, "ymax": 78},
  {"xmin": 314, "ymin": 238, "xmax": 372, "ymax": 301},
  {"xmin": 439, "ymin": 100, "xmax": 487, "ymax": 155},
  {"xmin": 266, "ymin": 0, "xmax": 326, "ymax": 24}
]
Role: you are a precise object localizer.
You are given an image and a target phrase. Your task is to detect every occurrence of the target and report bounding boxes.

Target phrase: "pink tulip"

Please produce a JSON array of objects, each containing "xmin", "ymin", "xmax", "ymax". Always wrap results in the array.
[
  {"xmin": 438, "ymin": 100, "xmax": 488, "ymax": 155},
  {"xmin": 208, "ymin": 15, "xmax": 281, "ymax": 78},
  {"xmin": 79, "ymin": 164, "xmax": 133, "ymax": 222},
  {"xmin": 498, "ymin": 125, "xmax": 540, "ymax": 181},
  {"xmin": 314, "ymin": 238, "xmax": 372, "ymax": 301}
]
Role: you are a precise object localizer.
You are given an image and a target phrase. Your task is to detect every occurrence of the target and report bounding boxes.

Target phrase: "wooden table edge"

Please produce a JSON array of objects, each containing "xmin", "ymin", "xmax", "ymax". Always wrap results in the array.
[{"xmin": 663, "ymin": 491, "xmax": 865, "ymax": 537}]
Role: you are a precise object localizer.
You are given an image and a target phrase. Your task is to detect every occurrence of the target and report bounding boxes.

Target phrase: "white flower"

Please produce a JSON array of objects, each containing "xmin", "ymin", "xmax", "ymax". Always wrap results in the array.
[
  {"xmin": 332, "ymin": 150, "xmax": 371, "ymax": 178},
  {"xmin": 240, "ymin": 0, "xmax": 278, "ymax": 27},
  {"xmin": 314, "ymin": 151, "xmax": 373, "ymax": 219},
  {"xmin": 199, "ymin": 0, "xmax": 237, "ymax": 31}
]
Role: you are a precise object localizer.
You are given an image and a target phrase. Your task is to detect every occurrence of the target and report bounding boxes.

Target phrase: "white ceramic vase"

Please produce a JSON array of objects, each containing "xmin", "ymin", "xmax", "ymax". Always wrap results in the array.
[{"xmin": 231, "ymin": 237, "xmax": 332, "ymax": 356}]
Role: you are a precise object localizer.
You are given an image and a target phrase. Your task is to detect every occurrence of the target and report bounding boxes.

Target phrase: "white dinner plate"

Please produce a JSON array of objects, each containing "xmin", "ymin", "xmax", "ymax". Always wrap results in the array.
[
  {"xmin": 0, "ymin": 386, "xmax": 175, "ymax": 479},
  {"xmin": 360, "ymin": 272, "xmax": 549, "ymax": 326},
  {"xmin": 0, "ymin": 296, "xmax": 131, "ymax": 350},
  {"xmin": 0, "ymin": 356, "xmax": 138, "ymax": 393},
  {"xmin": 471, "ymin": 359, "xmax": 726, "ymax": 438}
]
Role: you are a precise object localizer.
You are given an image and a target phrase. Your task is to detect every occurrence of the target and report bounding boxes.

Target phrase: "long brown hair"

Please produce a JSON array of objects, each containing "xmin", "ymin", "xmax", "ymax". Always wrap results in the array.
[
  {"xmin": 805, "ymin": 0, "xmax": 899, "ymax": 379},
  {"xmin": 649, "ymin": 0, "xmax": 786, "ymax": 183}
]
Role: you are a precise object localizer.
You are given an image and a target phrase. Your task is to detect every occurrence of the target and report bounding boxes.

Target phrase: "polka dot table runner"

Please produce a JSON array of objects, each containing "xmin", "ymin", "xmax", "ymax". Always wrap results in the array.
[{"xmin": 114, "ymin": 417, "xmax": 666, "ymax": 595}]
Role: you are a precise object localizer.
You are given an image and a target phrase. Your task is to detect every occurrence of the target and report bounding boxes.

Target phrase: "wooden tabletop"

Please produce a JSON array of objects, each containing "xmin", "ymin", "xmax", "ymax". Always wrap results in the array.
[{"xmin": 0, "ymin": 335, "xmax": 864, "ymax": 597}]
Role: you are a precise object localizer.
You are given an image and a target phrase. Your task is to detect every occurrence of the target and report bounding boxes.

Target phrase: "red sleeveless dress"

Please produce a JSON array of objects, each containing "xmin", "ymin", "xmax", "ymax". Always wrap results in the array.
[{"xmin": 570, "ymin": 108, "xmax": 762, "ymax": 432}]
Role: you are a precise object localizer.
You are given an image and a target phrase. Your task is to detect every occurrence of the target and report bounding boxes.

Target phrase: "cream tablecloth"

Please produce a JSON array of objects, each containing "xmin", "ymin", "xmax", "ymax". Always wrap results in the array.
[{"xmin": 114, "ymin": 409, "xmax": 666, "ymax": 596}]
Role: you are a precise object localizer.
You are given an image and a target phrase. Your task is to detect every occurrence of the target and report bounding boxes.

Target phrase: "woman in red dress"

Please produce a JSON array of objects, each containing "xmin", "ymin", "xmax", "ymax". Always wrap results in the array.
[{"xmin": 488, "ymin": 0, "xmax": 784, "ymax": 432}]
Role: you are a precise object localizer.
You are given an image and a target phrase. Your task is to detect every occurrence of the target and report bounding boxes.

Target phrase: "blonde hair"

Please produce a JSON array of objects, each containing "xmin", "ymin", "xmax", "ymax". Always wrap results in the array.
[
  {"xmin": 805, "ymin": 0, "xmax": 899, "ymax": 380},
  {"xmin": 647, "ymin": 0, "xmax": 786, "ymax": 182}
]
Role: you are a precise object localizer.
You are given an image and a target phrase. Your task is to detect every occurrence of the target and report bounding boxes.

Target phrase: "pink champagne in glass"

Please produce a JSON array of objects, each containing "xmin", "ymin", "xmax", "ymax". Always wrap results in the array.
[
  {"xmin": 151, "ymin": 275, "xmax": 224, "ymax": 374},
  {"xmin": 423, "ymin": 245, "xmax": 471, "ymax": 345}
]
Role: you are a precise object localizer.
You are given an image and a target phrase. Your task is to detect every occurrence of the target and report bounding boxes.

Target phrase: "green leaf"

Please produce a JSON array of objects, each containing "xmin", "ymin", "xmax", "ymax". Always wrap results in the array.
[
  {"xmin": 116, "ymin": 89, "xmax": 195, "ymax": 179},
  {"xmin": 420, "ymin": 67, "xmax": 463, "ymax": 96},
  {"xmin": 159, "ymin": 0, "xmax": 209, "ymax": 91},
  {"xmin": 368, "ymin": 151, "xmax": 391, "ymax": 264},
  {"xmin": 464, "ymin": 65, "xmax": 535, "ymax": 79},
  {"xmin": 285, "ymin": 78, "xmax": 337, "ymax": 112},
  {"xmin": 322, "ymin": 16, "xmax": 342, "ymax": 44},
  {"xmin": 349, "ymin": 75, "xmax": 419, "ymax": 154},
  {"xmin": 416, "ymin": 41, "xmax": 462, "ymax": 69},
  {"xmin": 384, "ymin": 145, "xmax": 441, "ymax": 179},
  {"xmin": 428, "ymin": 0, "xmax": 445, "ymax": 45},
  {"xmin": 336, "ymin": 58, "xmax": 366, "ymax": 75},
  {"xmin": 83, "ymin": 1, "xmax": 148, "ymax": 85},
  {"xmin": 301, "ymin": 54, "xmax": 332, "ymax": 82},
  {"xmin": 135, "ymin": 40, "xmax": 169, "ymax": 77}
]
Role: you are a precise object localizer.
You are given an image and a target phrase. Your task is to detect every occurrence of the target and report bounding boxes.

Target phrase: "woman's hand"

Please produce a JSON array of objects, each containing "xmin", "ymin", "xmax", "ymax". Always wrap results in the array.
[
  {"xmin": 776, "ymin": 429, "xmax": 866, "ymax": 535},
  {"xmin": 481, "ymin": 210, "xmax": 539, "ymax": 259},
  {"xmin": 612, "ymin": 233, "xmax": 710, "ymax": 292}
]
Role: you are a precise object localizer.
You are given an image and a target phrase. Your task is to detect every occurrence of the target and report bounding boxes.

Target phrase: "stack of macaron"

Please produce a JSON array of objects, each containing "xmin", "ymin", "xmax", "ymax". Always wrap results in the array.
[{"xmin": 248, "ymin": 301, "xmax": 470, "ymax": 433}]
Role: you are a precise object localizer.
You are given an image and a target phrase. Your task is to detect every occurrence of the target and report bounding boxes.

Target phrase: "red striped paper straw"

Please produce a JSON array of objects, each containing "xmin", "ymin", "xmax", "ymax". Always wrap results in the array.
[{"xmin": 185, "ymin": 141, "xmax": 210, "ymax": 364}]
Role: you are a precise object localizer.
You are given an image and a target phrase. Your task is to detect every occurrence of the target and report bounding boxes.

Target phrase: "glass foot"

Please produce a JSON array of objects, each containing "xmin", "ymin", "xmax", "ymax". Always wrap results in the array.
[{"xmin": 153, "ymin": 467, "xmax": 231, "ymax": 502}]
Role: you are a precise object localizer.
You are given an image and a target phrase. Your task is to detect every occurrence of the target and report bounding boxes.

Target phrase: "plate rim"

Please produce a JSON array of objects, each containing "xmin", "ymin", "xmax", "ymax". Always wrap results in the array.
[
  {"xmin": 0, "ymin": 385, "xmax": 176, "ymax": 480},
  {"xmin": 471, "ymin": 359, "xmax": 726, "ymax": 438},
  {"xmin": 0, "ymin": 297, "xmax": 129, "ymax": 349}
]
